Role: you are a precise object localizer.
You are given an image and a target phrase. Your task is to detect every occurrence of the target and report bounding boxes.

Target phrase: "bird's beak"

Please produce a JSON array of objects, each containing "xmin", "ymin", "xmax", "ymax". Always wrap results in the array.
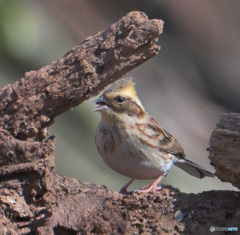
[{"xmin": 93, "ymin": 96, "xmax": 109, "ymax": 112}]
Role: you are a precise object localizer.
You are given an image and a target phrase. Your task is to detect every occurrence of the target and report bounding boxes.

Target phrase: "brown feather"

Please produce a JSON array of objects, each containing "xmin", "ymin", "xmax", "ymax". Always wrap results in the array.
[{"xmin": 148, "ymin": 116, "xmax": 186, "ymax": 157}]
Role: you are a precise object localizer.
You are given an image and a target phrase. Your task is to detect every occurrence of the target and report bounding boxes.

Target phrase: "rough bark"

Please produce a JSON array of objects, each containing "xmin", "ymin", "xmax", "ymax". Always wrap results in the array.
[
  {"xmin": 209, "ymin": 113, "xmax": 240, "ymax": 189},
  {"xmin": 0, "ymin": 11, "xmax": 163, "ymax": 142},
  {"xmin": 0, "ymin": 11, "xmax": 239, "ymax": 235}
]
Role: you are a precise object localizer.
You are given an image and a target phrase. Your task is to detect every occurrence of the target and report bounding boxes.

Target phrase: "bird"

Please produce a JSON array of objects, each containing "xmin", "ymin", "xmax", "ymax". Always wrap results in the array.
[{"xmin": 93, "ymin": 77, "xmax": 215, "ymax": 194}]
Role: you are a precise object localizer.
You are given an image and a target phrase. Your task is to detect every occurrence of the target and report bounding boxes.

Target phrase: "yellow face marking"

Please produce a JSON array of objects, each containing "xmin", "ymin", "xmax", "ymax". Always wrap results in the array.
[{"xmin": 118, "ymin": 84, "xmax": 137, "ymax": 99}]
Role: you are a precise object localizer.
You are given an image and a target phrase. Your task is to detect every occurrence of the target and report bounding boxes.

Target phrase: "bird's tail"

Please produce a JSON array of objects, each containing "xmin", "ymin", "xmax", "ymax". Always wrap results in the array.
[{"xmin": 174, "ymin": 158, "xmax": 215, "ymax": 179}]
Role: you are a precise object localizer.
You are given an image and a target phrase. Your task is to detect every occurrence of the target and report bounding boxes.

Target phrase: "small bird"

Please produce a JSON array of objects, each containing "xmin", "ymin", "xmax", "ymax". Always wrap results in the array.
[{"xmin": 94, "ymin": 78, "xmax": 215, "ymax": 194}]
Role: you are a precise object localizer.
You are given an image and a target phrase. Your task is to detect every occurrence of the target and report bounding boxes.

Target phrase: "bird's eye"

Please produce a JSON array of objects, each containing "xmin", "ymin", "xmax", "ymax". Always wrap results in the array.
[{"xmin": 116, "ymin": 96, "xmax": 125, "ymax": 104}]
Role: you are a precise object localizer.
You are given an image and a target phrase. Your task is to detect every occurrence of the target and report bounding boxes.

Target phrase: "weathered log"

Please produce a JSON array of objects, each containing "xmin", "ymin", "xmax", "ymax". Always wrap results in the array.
[
  {"xmin": 209, "ymin": 113, "xmax": 240, "ymax": 189},
  {"xmin": 0, "ymin": 11, "xmax": 239, "ymax": 234},
  {"xmin": 0, "ymin": 11, "xmax": 163, "ymax": 142}
]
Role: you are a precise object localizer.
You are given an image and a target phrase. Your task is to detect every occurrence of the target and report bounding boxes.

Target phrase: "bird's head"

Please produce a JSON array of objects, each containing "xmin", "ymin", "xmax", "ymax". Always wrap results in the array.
[{"xmin": 94, "ymin": 78, "xmax": 145, "ymax": 121}]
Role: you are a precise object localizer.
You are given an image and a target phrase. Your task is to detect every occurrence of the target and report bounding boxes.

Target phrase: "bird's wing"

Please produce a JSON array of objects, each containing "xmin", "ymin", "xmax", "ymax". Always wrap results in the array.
[
  {"xmin": 147, "ymin": 116, "xmax": 215, "ymax": 178},
  {"xmin": 148, "ymin": 116, "xmax": 186, "ymax": 157}
]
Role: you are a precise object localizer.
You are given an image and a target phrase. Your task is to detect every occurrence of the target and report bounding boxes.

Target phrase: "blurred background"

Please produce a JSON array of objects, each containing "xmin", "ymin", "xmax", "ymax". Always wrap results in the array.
[{"xmin": 0, "ymin": 0, "xmax": 239, "ymax": 193}]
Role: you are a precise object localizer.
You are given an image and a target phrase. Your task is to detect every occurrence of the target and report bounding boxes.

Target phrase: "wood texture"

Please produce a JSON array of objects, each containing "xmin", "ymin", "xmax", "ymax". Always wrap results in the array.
[
  {"xmin": 209, "ymin": 113, "xmax": 240, "ymax": 189},
  {"xmin": 0, "ymin": 11, "xmax": 239, "ymax": 234},
  {"xmin": 0, "ymin": 11, "xmax": 163, "ymax": 141}
]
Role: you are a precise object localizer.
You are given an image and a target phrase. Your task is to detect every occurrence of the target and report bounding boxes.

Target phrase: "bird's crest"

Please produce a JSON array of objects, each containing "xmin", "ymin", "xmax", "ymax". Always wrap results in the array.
[{"xmin": 103, "ymin": 78, "xmax": 137, "ymax": 98}]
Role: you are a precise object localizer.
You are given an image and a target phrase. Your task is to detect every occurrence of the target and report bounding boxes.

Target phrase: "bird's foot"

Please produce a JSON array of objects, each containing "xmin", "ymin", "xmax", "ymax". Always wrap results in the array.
[
  {"xmin": 119, "ymin": 179, "xmax": 135, "ymax": 194},
  {"xmin": 134, "ymin": 185, "xmax": 162, "ymax": 193}
]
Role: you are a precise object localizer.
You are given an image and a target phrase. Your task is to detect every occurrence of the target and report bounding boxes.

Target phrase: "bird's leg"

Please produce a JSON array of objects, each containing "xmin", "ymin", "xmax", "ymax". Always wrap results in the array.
[
  {"xmin": 119, "ymin": 179, "xmax": 135, "ymax": 194},
  {"xmin": 135, "ymin": 175, "xmax": 164, "ymax": 193}
]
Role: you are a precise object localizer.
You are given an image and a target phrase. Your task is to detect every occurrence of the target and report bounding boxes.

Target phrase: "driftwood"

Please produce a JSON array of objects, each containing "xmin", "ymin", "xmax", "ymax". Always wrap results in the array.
[{"xmin": 0, "ymin": 11, "xmax": 239, "ymax": 234}]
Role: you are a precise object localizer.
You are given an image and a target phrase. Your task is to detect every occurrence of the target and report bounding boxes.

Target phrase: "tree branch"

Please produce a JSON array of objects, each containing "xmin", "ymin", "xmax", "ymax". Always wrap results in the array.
[{"xmin": 0, "ymin": 11, "xmax": 163, "ymax": 142}]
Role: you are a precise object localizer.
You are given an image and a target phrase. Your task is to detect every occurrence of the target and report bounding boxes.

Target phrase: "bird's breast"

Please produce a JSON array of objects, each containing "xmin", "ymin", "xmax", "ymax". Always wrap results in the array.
[{"xmin": 95, "ymin": 122, "xmax": 173, "ymax": 179}]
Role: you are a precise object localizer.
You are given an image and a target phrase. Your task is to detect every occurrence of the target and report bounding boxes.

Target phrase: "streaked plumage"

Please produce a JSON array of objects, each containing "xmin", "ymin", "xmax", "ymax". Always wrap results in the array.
[{"xmin": 94, "ymin": 77, "xmax": 215, "ymax": 193}]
